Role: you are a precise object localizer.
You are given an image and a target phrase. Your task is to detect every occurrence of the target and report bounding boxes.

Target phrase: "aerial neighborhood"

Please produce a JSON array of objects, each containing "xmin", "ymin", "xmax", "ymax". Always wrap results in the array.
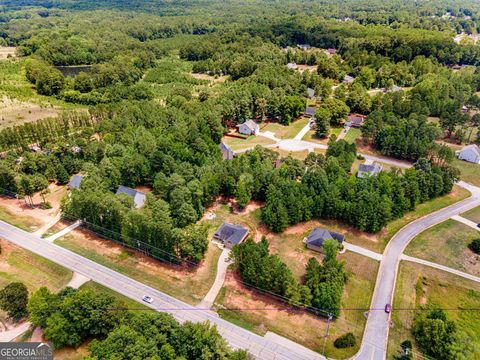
[{"xmin": 0, "ymin": 1, "xmax": 480, "ymax": 360}]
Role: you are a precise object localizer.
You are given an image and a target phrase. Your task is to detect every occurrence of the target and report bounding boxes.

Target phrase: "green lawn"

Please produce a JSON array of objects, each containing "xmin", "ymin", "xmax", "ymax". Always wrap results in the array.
[
  {"xmin": 55, "ymin": 228, "xmax": 221, "ymax": 305},
  {"xmin": 302, "ymin": 127, "xmax": 342, "ymax": 144},
  {"xmin": 388, "ymin": 261, "xmax": 480, "ymax": 358},
  {"xmin": 263, "ymin": 117, "xmax": 310, "ymax": 139},
  {"xmin": 0, "ymin": 204, "xmax": 42, "ymax": 232},
  {"xmin": 222, "ymin": 135, "xmax": 276, "ymax": 151},
  {"xmin": 461, "ymin": 206, "xmax": 480, "ymax": 224},
  {"xmin": 344, "ymin": 128, "xmax": 361, "ymax": 144},
  {"xmin": 0, "ymin": 239, "xmax": 72, "ymax": 292},
  {"xmin": 405, "ymin": 219, "xmax": 480, "ymax": 276},
  {"xmin": 453, "ymin": 158, "xmax": 480, "ymax": 187},
  {"xmin": 80, "ymin": 281, "xmax": 150, "ymax": 310}
]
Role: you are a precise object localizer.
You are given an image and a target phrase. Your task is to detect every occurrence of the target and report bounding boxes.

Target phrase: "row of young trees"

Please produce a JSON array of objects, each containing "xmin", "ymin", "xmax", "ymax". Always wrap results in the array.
[
  {"xmin": 28, "ymin": 286, "xmax": 249, "ymax": 359},
  {"xmin": 231, "ymin": 237, "xmax": 347, "ymax": 318}
]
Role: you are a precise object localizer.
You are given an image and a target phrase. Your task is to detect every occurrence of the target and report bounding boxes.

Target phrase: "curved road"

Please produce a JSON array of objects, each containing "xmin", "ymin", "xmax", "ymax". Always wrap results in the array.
[{"xmin": 355, "ymin": 181, "xmax": 480, "ymax": 360}]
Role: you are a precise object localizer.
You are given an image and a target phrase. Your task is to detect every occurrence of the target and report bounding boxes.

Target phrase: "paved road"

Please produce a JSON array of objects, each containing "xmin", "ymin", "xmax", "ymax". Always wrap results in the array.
[
  {"xmin": 0, "ymin": 221, "xmax": 324, "ymax": 360},
  {"xmin": 355, "ymin": 182, "xmax": 480, "ymax": 360}
]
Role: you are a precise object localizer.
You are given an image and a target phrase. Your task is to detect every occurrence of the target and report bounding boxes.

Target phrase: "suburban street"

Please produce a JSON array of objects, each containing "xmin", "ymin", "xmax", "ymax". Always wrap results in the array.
[
  {"xmin": 354, "ymin": 181, "xmax": 480, "ymax": 360},
  {"xmin": 0, "ymin": 220, "xmax": 324, "ymax": 360}
]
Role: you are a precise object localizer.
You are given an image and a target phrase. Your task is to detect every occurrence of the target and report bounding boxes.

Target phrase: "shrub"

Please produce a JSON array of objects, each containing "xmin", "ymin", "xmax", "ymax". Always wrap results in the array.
[
  {"xmin": 334, "ymin": 332, "xmax": 356, "ymax": 348},
  {"xmin": 468, "ymin": 238, "xmax": 480, "ymax": 254}
]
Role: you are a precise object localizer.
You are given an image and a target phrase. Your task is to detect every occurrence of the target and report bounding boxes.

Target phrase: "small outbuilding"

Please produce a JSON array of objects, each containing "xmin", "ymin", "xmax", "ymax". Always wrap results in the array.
[
  {"xmin": 458, "ymin": 144, "xmax": 480, "ymax": 164},
  {"xmin": 297, "ymin": 44, "xmax": 312, "ymax": 50},
  {"xmin": 236, "ymin": 120, "xmax": 259, "ymax": 136},
  {"xmin": 68, "ymin": 175, "xmax": 84, "ymax": 190},
  {"xmin": 304, "ymin": 106, "xmax": 317, "ymax": 118},
  {"xmin": 304, "ymin": 227, "xmax": 345, "ymax": 252},
  {"xmin": 287, "ymin": 62, "xmax": 298, "ymax": 70},
  {"xmin": 307, "ymin": 87, "xmax": 315, "ymax": 99},
  {"xmin": 357, "ymin": 162, "xmax": 382, "ymax": 178},
  {"xmin": 343, "ymin": 74, "xmax": 355, "ymax": 84},
  {"xmin": 219, "ymin": 142, "xmax": 235, "ymax": 160},
  {"xmin": 213, "ymin": 223, "xmax": 249, "ymax": 249},
  {"xmin": 116, "ymin": 185, "xmax": 147, "ymax": 208}
]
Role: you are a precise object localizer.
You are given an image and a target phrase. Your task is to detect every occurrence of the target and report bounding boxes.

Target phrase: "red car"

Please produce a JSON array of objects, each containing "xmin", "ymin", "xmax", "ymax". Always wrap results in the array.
[{"xmin": 385, "ymin": 304, "xmax": 392, "ymax": 313}]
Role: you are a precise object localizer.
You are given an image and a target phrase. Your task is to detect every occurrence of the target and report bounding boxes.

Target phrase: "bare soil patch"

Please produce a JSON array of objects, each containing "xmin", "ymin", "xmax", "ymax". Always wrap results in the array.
[
  {"xmin": 0, "ymin": 47, "xmax": 16, "ymax": 60},
  {"xmin": 0, "ymin": 96, "xmax": 59, "ymax": 129},
  {"xmin": 295, "ymin": 64, "xmax": 317, "ymax": 73}
]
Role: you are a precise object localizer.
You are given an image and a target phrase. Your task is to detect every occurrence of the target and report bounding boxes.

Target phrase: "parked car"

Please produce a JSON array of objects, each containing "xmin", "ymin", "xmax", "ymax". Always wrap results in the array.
[
  {"xmin": 477, "ymin": 223, "xmax": 480, "ymax": 228},
  {"xmin": 142, "ymin": 295, "xmax": 153, "ymax": 304},
  {"xmin": 384, "ymin": 304, "xmax": 392, "ymax": 313}
]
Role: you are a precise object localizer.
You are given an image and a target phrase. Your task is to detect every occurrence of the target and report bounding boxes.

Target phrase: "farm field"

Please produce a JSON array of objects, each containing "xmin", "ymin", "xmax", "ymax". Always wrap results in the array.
[
  {"xmin": 388, "ymin": 262, "xmax": 480, "ymax": 358},
  {"xmin": 405, "ymin": 219, "xmax": 480, "ymax": 276}
]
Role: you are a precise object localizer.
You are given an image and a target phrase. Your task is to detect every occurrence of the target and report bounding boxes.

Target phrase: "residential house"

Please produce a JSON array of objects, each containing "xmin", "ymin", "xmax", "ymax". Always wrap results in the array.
[
  {"xmin": 29, "ymin": 144, "xmax": 41, "ymax": 153},
  {"xmin": 326, "ymin": 48, "xmax": 337, "ymax": 55},
  {"xmin": 345, "ymin": 114, "xmax": 365, "ymax": 128},
  {"xmin": 307, "ymin": 87, "xmax": 315, "ymax": 99},
  {"xmin": 236, "ymin": 120, "xmax": 259, "ymax": 136},
  {"xmin": 297, "ymin": 44, "xmax": 312, "ymax": 50},
  {"xmin": 287, "ymin": 62, "xmax": 298, "ymax": 70},
  {"xmin": 219, "ymin": 142, "xmax": 234, "ymax": 160},
  {"xmin": 304, "ymin": 227, "xmax": 345, "ymax": 252},
  {"xmin": 304, "ymin": 106, "xmax": 317, "ymax": 118},
  {"xmin": 343, "ymin": 74, "xmax": 355, "ymax": 84},
  {"xmin": 116, "ymin": 185, "xmax": 147, "ymax": 208},
  {"xmin": 357, "ymin": 162, "xmax": 382, "ymax": 178},
  {"xmin": 68, "ymin": 175, "xmax": 84, "ymax": 190},
  {"xmin": 213, "ymin": 223, "xmax": 249, "ymax": 249},
  {"xmin": 385, "ymin": 85, "xmax": 402, "ymax": 93},
  {"xmin": 458, "ymin": 144, "xmax": 480, "ymax": 164}
]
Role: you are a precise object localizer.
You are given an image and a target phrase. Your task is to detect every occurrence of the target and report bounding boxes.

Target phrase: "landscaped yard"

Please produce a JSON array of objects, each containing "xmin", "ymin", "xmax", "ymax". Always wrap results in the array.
[
  {"xmin": 302, "ymin": 127, "xmax": 342, "ymax": 144},
  {"xmin": 222, "ymin": 135, "xmax": 276, "ymax": 151},
  {"xmin": 405, "ymin": 219, "xmax": 480, "ymax": 276},
  {"xmin": 262, "ymin": 117, "xmax": 310, "ymax": 139},
  {"xmin": 272, "ymin": 148, "xmax": 310, "ymax": 160},
  {"xmin": 388, "ymin": 261, "xmax": 480, "ymax": 359},
  {"xmin": 54, "ymin": 227, "xmax": 222, "ymax": 305},
  {"xmin": 453, "ymin": 158, "xmax": 480, "ymax": 187},
  {"xmin": 462, "ymin": 205, "xmax": 480, "ymax": 224},
  {"xmin": 0, "ymin": 239, "xmax": 72, "ymax": 291},
  {"xmin": 344, "ymin": 128, "xmax": 362, "ymax": 144}
]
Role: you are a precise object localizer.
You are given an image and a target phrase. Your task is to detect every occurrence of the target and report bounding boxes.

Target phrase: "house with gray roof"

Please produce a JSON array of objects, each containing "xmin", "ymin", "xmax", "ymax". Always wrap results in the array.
[
  {"xmin": 385, "ymin": 84, "xmax": 402, "ymax": 93},
  {"xmin": 343, "ymin": 74, "xmax": 355, "ymax": 84},
  {"xmin": 357, "ymin": 162, "xmax": 382, "ymax": 178},
  {"xmin": 297, "ymin": 44, "xmax": 312, "ymax": 50},
  {"xmin": 287, "ymin": 62, "xmax": 298, "ymax": 70},
  {"xmin": 116, "ymin": 185, "xmax": 147, "ymax": 208},
  {"xmin": 304, "ymin": 227, "xmax": 345, "ymax": 252},
  {"xmin": 219, "ymin": 142, "xmax": 234, "ymax": 160},
  {"xmin": 68, "ymin": 175, "xmax": 84, "ymax": 190},
  {"xmin": 213, "ymin": 223, "xmax": 249, "ymax": 249},
  {"xmin": 345, "ymin": 114, "xmax": 365, "ymax": 128},
  {"xmin": 236, "ymin": 120, "xmax": 259, "ymax": 136},
  {"xmin": 458, "ymin": 144, "xmax": 480, "ymax": 164},
  {"xmin": 304, "ymin": 106, "xmax": 317, "ymax": 118},
  {"xmin": 307, "ymin": 87, "xmax": 315, "ymax": 99}
]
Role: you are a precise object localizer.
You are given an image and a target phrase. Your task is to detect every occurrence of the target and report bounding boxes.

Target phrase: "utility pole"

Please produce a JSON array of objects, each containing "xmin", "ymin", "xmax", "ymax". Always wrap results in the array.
[{"xmin": 322, "ymin": 314, "xmax": 333, "ymax": 355}]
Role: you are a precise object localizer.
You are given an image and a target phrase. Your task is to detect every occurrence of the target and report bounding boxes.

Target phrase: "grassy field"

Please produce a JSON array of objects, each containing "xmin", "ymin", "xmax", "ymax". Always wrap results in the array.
[
  {"xmin": 461, "ymin": 206, "xmax": 480, "ymax": 223},
  {"xmin": 0, "ymin": 239, "xmax": 72, "ymax": 291},
  {"xmin": 302, "ymin": 127, "xmax": 342, "ymax": 144},
  {"xmin": 80, "ymin": 281, "xmax": 150, "ymax": 310},
  {"xmin": 263, "ymin": 117, "xmax": 310, "ymax": 139},
  {"xmin": 222, "ymin": 135, "xmax": 276, "ymax": 151},
  {"xmin": 54, "ymin": 227, "xmax": 221, "ymax": 305},
  {"xmin": 272, "ymin": 148, "xmax": 310, "ymax": 160},
  {"xmin": 388, "ymin": 262, "xmax": 480, "ymax": 358},
  {"xmin": 344, "ymin": 128, "xmax": 362, "ymax": 144},
  {"xmin": 0, "ymin": 204, "xmax": 43, "ymax": 232},
  {"xmin": 454, "ymin": 158, "xmax": 480, "ymax": 187},
  {"xmin": 405, "ymin": 219, "xmax": 480, "ymax": 276}
]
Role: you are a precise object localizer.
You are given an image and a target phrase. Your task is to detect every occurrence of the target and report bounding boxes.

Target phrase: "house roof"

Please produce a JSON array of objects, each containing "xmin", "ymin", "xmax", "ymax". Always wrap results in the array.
[
  {"xmin": 116, "ymin": 185, "xmax": 146, "ymax": 208},
  {"xmin": 358, "ymin": 163, "xmax": 382, "ymax": 178},
  {"xmin": 68, "ymin": 175, "xmax": 84, "ymax": 190},
  {"xmin": 219, "ymin": 142, "xmax": 232, "ymax": 153},
  {"xmin": 305, "ymin": 106, "xmax": 316, "ymax": 117},
  {"xmin": 237, "ymin": 120, "xmax": 258, "ymax": 131},
  {"xmin": 343, "ymin": 74, "xmax": 355, "ymax": 83},
  {"xmin": 305, "ymin": 227, "xmax": 345, "ymax": 248},
  {"xmin": 460, "ymin": 144, "xmax": 480, "ymax": 157},
  {"xmin": 327, "ymin": 48, "xmax": 337, "ymax": 54},
  {"xmin": 287, "ymin": 62, "xmax": 297, "ymax": 69},
  {"xmin": 307, "ymin": 87, "xmax": 315, "ymax": 98},
  {"xmin": 297, "ymin": 44, "xmax": 311, "ymax": 50},
  {"xmin": 214, "ymin": 223, "xmax": 249, "ymax": 245},
  {"xmin": 386, "ymin": 85, "xmax": 402, "ymax": 93},
  {"xmin": 347, "ymin": 114, "xmax": 365, "ymax": 124}
]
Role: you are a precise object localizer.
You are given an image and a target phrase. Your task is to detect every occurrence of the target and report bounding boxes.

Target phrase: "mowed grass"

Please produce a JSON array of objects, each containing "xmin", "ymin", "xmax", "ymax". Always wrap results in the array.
[
  {"xmin": 344, "ymin": 128, "xmax": 361, "ymax": 144},
  {"xmin": 0, "ymin": 239, "xmax": 72, "ymax": 291},
  {"xmin": 222, "ymin": 135, "xmax": 276, "ymax": 151},
  {"xmin": 405, "ymin": 219, "xmax": 480, "ymax": 276},
  {"xmin": 302, "ymin": 127, "xmax": 342, "ymax": 144},
  {"xmin": 453, "ymin": 158, "xmax": 480, "ymax": 187},
  {"xmin": 388, "ymin": 262, "xmax": 480, "ymax": 358},
  {"xmin": 0, "ymin": 204, "xmax": 42, "ymax": 231},
  {"xmin": 462, "ymin": 205, "xmax": 480, "ymax": 223},
  {"xmin": 55, "ymin": 227, "xmax": 222, "ymax": 305},
  {"xmin": 80, "ymin": 281, "xmax": 150, "ymax": 310},
  {"xmin": 263, "ymin": 117, "xmax": 310, "ymax": 139}
]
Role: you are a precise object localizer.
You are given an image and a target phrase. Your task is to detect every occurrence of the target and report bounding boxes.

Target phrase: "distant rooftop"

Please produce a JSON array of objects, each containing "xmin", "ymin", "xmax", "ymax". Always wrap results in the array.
[
  {"xmin": 68, "ymin": 175, "xmax": 84, "ymax": 190},
  {"xmin": 213, "ymin": 223, "xmax": 249, "ymax": 246},
  {"xmin": 116, "ymin": 185, "xmax": 146, "ymax": 208}
]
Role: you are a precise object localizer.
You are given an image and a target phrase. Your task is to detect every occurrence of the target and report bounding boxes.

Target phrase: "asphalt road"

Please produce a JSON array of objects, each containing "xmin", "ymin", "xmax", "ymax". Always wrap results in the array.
[
  {"xmin": 354, "ymin": 181, "xmax": 480, "ymax": 360},
  {"xmin": 0, "ymin": 221, "xmax": 324, "ymax": 360}
]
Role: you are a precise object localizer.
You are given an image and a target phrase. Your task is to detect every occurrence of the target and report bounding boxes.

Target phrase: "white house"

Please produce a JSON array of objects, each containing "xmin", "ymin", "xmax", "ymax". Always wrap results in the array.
[
  {"xmin": 236, "ymin": 120, "xmax": 259, "ymax": 136},
  {"xmin": 287, "ymin": 62, "xmax": 298, "ymax": 70},
  {"xmin": 458, "ymin": 144, "xmax": 480, "ymax": 164}
]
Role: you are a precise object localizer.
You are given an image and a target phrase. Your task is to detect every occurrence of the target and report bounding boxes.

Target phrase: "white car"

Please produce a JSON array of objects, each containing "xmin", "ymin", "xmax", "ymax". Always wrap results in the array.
[{"xmin": 142, "ymin": 295, "xmax": 153, "ymax": 304}]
